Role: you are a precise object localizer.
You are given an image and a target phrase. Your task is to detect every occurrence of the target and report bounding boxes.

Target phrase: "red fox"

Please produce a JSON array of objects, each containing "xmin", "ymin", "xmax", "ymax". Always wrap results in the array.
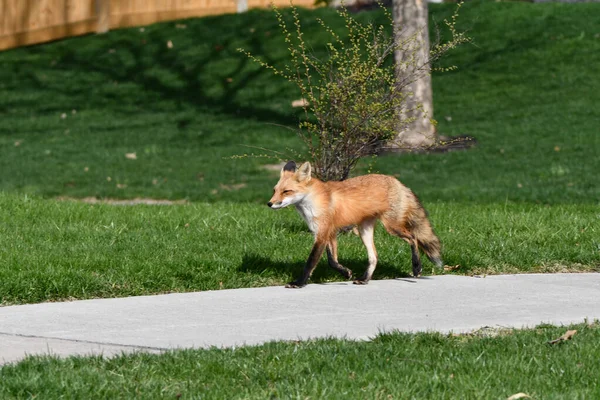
[{"xmin": 267, "ymin": 161, "xmax": 443, "ymax": 288}]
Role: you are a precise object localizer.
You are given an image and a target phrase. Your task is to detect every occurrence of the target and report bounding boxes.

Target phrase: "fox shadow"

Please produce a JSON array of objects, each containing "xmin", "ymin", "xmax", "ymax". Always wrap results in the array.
[{"xmin": 239, "ymin": 253, "xmax": 412, "ymax": 284}]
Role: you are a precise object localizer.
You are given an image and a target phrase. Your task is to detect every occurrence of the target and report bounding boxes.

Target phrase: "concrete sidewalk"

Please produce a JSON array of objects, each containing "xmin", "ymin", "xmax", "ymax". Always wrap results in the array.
[{"xmin": 1, "ymin": 273, "xmax": 599, "ymax": 366}]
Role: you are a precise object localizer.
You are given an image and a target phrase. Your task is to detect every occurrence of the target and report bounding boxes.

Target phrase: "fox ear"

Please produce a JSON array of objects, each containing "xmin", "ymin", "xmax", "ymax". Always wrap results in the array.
[
  {"xmin": 280, "ymin": 160, "xmax": 296, "ymax": 177},
  {"xmin": 296, "ymin": 162, "xmax": 312, "ymax": 182}
]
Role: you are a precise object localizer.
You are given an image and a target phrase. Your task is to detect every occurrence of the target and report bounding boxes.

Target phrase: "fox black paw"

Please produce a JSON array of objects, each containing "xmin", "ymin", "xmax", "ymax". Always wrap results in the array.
[
  {"xmin": 285, "ymin": 281, "xmax": 306, "ymax": 289},
  {"xmin": 353, "ymin": 280, "xmax": 369, "ymax": 285},
  {"xmin": 341, "ymin": 268, "xmax": 353, "ymax": 280}
]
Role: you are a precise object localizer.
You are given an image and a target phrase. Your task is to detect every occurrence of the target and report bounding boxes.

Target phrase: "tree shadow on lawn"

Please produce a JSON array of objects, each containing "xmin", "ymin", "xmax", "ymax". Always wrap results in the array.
[
  {"xmin": 239, "ymin": 253, "xmax": 411, "ymax": 284},
  {"xmin": 14, "ymin": 12, "xmax": 302, "ymax": 127}
]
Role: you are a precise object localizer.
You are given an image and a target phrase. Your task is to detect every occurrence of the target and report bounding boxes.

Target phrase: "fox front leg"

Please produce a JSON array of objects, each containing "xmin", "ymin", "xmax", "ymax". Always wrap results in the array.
[
  {"xmin": 326, "ymin": 238, "xmax": 352, "ymax": 280},
  {"xmin": 285, "ymin": 241, "xmax": 327, "ymax": 288}
]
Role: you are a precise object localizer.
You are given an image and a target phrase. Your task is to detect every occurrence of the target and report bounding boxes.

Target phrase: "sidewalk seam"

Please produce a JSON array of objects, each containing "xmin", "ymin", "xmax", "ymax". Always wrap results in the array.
[{"xmin": 0, "ymin": 331, "xmax": 167, "ymax": 352}]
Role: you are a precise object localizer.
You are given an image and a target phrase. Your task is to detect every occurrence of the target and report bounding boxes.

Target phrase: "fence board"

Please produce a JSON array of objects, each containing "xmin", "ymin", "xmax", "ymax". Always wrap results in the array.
[
  {"xmin": 108, "ymin": 0, "xmax": 238, "ymax": 29},
  {"xmin": 0, "ymin": 0, "xmax": 315, "ymax": 51},
  {"xmin": 0, "ymin": 0, "xmax": 97, "ymax": 50}
]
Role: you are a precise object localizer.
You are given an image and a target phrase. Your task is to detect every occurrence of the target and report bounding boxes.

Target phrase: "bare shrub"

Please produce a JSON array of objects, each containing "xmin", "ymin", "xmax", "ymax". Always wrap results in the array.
[{"xmin": 240, "ymin": 3, "xmax": 468, "ymax": 181}]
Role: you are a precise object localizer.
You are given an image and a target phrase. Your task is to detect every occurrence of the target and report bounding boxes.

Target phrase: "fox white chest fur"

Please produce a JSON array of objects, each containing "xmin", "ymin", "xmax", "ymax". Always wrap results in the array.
[{"xmin": 294, "ymin": 196, "xmax": 319, "ymax": 234}]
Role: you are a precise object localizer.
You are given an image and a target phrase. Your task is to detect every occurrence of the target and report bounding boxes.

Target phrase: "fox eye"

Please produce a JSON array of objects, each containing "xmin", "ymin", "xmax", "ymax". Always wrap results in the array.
[{"xmin": 282, "ymin": 190, "xmax": 294, "ymax": 195}]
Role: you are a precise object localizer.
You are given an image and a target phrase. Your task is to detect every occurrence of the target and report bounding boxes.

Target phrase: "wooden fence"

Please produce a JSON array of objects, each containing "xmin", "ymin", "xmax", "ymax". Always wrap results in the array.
[{"xmin": 0, "ymin": 0, "xmax": 314, "ymax": 51}]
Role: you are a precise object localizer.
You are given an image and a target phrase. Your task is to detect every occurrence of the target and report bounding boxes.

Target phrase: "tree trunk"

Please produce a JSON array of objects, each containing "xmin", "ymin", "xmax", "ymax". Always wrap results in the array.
[{"xmin": 390, "ymin": 0, "xmax": 436, "ymax": 149}]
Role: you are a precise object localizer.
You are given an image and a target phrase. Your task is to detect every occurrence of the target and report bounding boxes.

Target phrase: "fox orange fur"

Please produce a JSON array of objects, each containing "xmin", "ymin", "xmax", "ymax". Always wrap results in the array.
[{"xmin": 268, "ymin": 161, "xmax": 443, "ymax": 288}]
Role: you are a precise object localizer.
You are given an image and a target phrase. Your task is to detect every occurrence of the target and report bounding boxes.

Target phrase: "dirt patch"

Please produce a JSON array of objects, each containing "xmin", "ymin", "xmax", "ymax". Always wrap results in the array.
[
  {"xmin": 55, "ymin": 197, "xmax": 188, "ymax": 206},
  {"xmin": 219, "ymin": 183, "xmax": 247, "ymax": 191},
  {"xmin": 261, "ymin": 162, "xmax": 287, "ymax": 172},
  {"xmin": 452, "ymin": 326, "xmax": 514, "ymax": 339},
  {"xmin": 382, "ymin": 135, "xmax": 478, "ymax": 154},
  {"xmin": 468, "ymin": 263, "xmax": 599, "ymax": 276}
]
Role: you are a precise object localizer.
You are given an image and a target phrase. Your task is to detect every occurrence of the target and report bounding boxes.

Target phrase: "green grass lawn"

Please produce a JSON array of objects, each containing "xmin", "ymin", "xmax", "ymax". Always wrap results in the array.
[
  {"xmin": 1, "ymin": 1, "xmax": 600, "ymax": 392},
  {"xmin": 1, "ymin": 322, "xmax": 599, "ymax": 399},
  {"xmin": 0, "ymin": 1, "xmax": 598, "ymax": 306}
]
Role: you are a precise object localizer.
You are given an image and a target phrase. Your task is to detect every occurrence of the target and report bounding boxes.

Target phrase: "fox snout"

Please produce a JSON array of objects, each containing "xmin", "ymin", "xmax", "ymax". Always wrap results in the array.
[
  {"xmin": 268, "ymin": 198, "xmax": 289, "ymax": 209},
  {"xmin": 267, "ymin": 200, "xmax": 282, "ymax": 209}
]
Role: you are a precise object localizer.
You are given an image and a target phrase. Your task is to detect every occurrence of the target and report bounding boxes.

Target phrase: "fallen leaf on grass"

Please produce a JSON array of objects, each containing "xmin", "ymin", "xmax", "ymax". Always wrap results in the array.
[
  {"xmin": 167, "ymin": 40, "xmax": 173, "ymax": 49},
  {"xmin": 125, "ymin": 152, "xmax": 137, "ymax": 160},
  {"xmin": 548, "ymin": 329, "xmax": 577, "ymax": 345},
  {"xmin": 291, "ymin": 98, "xmax": 309, "ymax": 107},
  {"xmin": 444, "ymin": 264, "xmax": 461, "ymax": 271},
  {"xmin": 507, "ymin": 393, "xmax": 531, "ymax": 400}
]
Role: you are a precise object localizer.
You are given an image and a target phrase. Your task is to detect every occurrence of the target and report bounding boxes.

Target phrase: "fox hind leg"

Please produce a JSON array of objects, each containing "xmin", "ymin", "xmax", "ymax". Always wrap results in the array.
[
  {"xmin": 354, "ymin": 218, "xmax": 378, "ymax": 285},
  {"xmin": 410, "ymin": 240, "xmax": 422, "ymax": 277},
  {"xmin": 381, "ymin": 215, "xmax": 422, "ymax": 278}
]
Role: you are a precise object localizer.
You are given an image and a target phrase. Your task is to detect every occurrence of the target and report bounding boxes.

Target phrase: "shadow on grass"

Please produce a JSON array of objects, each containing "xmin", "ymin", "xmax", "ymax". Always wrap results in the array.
[
  {"xmin": 5, "ymin": 9, "xmax": 308, "ymax": 127},
  {"xmin": 277, "ymin": 220, "xmax": 312, "ymax": 235},
  {"xmin": 239, "ymin": 253, "xmax": 411, "ymax": 283}
]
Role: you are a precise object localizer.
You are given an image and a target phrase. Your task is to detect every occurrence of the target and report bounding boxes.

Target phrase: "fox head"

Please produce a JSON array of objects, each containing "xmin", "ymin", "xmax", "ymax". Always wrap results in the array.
[{"xmin": 267, "ymin": 161, "xmax": 312, "ymax": 209}]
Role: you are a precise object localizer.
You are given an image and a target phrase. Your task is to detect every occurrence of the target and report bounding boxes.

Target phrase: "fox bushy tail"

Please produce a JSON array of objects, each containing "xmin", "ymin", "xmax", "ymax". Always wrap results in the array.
[{"xmin": 415, "ymin": 221, "xmax": 443, "ymax": 269}]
